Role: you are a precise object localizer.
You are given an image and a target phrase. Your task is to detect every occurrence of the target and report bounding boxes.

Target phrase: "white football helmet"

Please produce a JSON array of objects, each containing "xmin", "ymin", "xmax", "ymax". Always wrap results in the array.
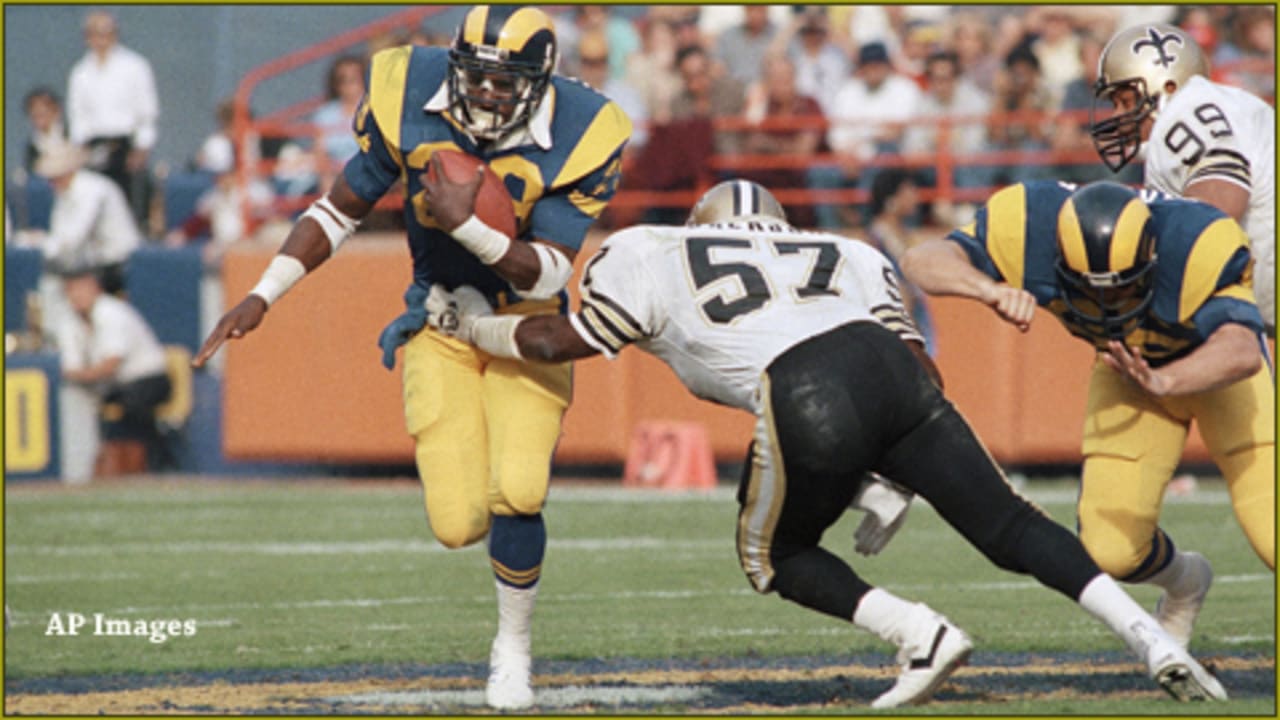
[{"xmin": 1090, "ymin": 23, "xmax": 1210, "ymax": 171}]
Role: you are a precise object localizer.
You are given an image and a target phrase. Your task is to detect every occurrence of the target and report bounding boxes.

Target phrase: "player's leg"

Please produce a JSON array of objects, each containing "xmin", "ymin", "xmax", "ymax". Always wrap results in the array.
[
  {"xmin": 1077, "ymin": 362, "xmax": 1218, "ymax": 649},
  {"xmin": 478, "ymin": 353, "xmax": 571, "ymax": 710},
  {"xmin": 741, "ymin": 329, "xmax": 972, "ymax": 708},
  {"xmin": 872, "ymin": 345, "xmax": 1224, "ymax": 700},
  {"xmin": 402, "ymin": 329, "xmax": 491, "ymax": 549},
  {"xmin": 1188, "ymin": 364, "xmax": 1275, "ymax": 569}
]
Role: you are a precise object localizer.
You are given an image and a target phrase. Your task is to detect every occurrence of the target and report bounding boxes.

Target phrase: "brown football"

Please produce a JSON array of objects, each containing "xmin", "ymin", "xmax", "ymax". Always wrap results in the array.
[{"xmin": 428, "ymin": 149, "xmax": 517, "ymax": 240}]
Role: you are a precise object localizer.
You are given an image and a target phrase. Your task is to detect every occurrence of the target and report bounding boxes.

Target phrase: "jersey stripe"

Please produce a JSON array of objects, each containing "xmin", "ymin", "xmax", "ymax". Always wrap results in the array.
[
  {"xmin": 572, "ymin": 308, "xmax": 624, "ymax": 355},
  {"xmin": 585, "ymin": 288, "xmax": 646, "ymax": 338},
  {"xmin": 1179, "ymin": 218, "xmax": 1249, "ymax": 322}
]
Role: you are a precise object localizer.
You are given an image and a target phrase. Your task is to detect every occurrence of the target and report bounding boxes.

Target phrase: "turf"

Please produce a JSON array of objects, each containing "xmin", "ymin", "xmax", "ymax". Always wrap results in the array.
[{"xmin": 3, "ymin": 476, "xmax": 1274, "ymax": 714}]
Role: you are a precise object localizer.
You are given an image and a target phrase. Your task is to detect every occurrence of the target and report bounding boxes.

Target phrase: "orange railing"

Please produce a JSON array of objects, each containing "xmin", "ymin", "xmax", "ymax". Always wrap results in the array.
[{"xmin": 229, "ymin": 29, "xmax": 1273, "ymax": 231}]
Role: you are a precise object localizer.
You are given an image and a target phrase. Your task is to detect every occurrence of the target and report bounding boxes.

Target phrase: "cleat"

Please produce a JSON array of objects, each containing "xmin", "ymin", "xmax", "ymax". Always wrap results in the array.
[
  {"xmin": 1143, "ymin": 624, "xmax": 1228, "ymax": 701},
  {"xmin": 1155, "ymin": 552, "xmax": 1212, "ymax": 649},
  {"xmin": 485, "ymin": 638, "xmax": 534, "ymax": 710},
  {"xmin": 871, "ymin": 608, "xmax": 973, "ymax": 709}
]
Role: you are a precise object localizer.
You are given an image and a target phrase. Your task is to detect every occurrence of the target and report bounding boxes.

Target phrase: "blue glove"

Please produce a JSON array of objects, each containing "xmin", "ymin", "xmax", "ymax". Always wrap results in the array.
[{"xmin": 377, "ymin": 283, "xmax": 429, "ymax": 370}]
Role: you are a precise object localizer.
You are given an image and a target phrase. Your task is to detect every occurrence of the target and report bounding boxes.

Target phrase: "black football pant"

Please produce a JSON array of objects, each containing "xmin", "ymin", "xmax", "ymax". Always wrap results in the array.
[{"xmin": 735, "ymin": 321, "xmax": 1101, "ymax": 621}]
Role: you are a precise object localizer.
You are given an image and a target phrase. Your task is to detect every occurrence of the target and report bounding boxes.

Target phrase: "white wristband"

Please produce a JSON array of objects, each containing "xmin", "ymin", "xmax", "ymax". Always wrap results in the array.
[
  {"xmin": 470, "ymin": 314, "xmax": 524, "ymax": 360},
  {"xmin": 302, "ymin": 195, "xmax": 361, "ymax": 253},
  {"xmin": 451, "ymin": 215, "xmax": 512, "ymax": 265},
  {"xmin": 249, "ymin": 254, "xmax": 307, "ymax": 307},
  {"xmin": 525, "ymin": 243, "xmax": 574, "ymax": 299}
]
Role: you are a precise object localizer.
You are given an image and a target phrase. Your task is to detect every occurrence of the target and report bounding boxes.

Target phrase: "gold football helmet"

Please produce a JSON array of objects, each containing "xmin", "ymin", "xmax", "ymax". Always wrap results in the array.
[
  {"xmin": 449, "ymin": 6, "xmax": 558, "ymax": 141},
  {"xmin": 687, "ymin": 179, "xmax": 788, "ymax": 225},
  {"xmin": 1055, "ymin": 182, "xmax": 1158, "ymax": 339},
  {"xmin": 1090, "ymin": 23, "xmax": 1210, "ymax": 171}
]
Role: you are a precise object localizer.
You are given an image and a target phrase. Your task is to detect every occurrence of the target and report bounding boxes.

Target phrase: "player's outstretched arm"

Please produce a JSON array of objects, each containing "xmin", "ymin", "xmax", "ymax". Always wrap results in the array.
[
  {"xmin": 192, "ymin": 176, "xmax": 374, "ymax": 368},
  {"xmin": 1102, "ymin": 322, "xmax": 1262, "ymax": 396},
  {"xmin": 901, "ymin": 239, "xmax": 1037, "ymax": 332}
]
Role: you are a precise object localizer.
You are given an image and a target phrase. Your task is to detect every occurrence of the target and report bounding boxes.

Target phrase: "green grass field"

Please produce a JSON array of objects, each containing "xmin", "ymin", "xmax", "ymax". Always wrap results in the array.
[{"xmin": 3, "ymin": 475, "xmax": 1274, "ymax": 714}]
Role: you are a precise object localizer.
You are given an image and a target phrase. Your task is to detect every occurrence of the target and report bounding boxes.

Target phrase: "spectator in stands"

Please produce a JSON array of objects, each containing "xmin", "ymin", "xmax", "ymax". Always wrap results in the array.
[
  {"xmin": 193, "ymin": 99, "xmax": 236, "ymax": 176},
  {"xmin": 576, "ymin": 32, "xmax": 648, "ymax": 151},
  {"xmin": 740, "ymin": 54, "xmax": 826, "ymax": 227},
  {"xmin": 626, "ymin": 16, "xmax": 683, "ymax": 126},
  {"xmin": 55, "ymin": 267, "xmax": 171, "ymax": 475},
  {"xmin": 987, "ymin": 42, "xmax": 1052, "ymax": 186},
  {"xmin": 1027, "ymin": 8, "xmax": 1084, "ymax": 110},
  {"xmin": 22, "ymin": 143, "xmax": 141, "ymax": 295},
  {"xmin": 777, "ymin": 8, "xmax": 849, "ymax": 117},
  {"xmin": 66, "ymin": 10, "xmax": 159, "ymax": 223},
  {"xmin": 865, "ymin": 169, "xmax": 934, "ymax": 353},
  {"xmin": 312, "ymin": 54, "xmax": 368, "ymax": 191},
  {"xmin": 669, "ymin": 44, "xmax": 746, "ymax": 155},
  {"xmin": 897, "ymin": 19, "xmax": 943, "ymax": 85},
  {"xmin": 815, "ymin": 41, "xmax": 922, "ymax": 228},
  {"xmin": 1214, "ymin": 7, "xmax": 1276, "ymax": 101},
  {"xmin": 713, "ymin": 6, "xmax": 778, "ymax": 87},
  {"xmin": 559, "ymin": 6, "xmax": 640, "ymax": 81},
  {"xmin": 947, "ymin": 12, "xmax": 1001, "ymax": 95},
  {"xmin": 22, "ymin": 87, "xmax": 67, "ymax": 173},
  {"xmin": 902, "ymin": 50, "xmax": 992, "ymax": 225}
]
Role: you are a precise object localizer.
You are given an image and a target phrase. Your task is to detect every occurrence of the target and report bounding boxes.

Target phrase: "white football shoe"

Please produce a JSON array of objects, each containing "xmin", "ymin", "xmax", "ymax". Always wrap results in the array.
[
  {"xmin": 1155, "ymin": 552, "xmax": 1213, "ymax": 649},
  {"xmin": 1137, "ymin": 620, "xmax": 1228, "ymax": 701},
  {"xmin": 485, "ymin": 637, "xmax": 534, "ymax": 710},
  {"xmin": 871, "ymin": 607, "xmax": 973, "ymax": 709}
]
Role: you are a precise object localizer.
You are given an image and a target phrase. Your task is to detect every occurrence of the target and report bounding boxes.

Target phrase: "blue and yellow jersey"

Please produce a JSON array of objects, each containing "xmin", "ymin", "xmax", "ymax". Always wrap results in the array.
[
  {"xmin": 946, "ymin": 180, "xmax": 1263, "ymax": 365},
  {"xmin": 343, "ymin": 45, "xmax": 631, "ymax": 307}
]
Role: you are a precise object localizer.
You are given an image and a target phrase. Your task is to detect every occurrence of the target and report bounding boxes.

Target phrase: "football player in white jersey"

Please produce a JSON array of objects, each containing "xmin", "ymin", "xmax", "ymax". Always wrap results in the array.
[
  {"xmin": 1091, "ymin": 23, "xmax": 1275, "ymax": 334},
  {"xmin": 424, "ymin": 179, "xmax": 1227, "ymax": 707}
]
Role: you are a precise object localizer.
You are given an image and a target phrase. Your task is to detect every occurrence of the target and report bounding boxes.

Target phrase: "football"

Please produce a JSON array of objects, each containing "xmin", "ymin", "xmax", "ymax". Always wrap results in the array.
[{"xmin": 428, "ymin": 149, "xmax": 518, "ymax": 240}]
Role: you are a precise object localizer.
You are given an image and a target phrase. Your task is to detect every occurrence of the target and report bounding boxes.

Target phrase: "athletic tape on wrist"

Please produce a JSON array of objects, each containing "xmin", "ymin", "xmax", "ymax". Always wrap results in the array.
[
  {"xmin": 451, "ymin": 215, "xmax": 511, "ymax": 265},
  {"xmin": 525, "ymin": 243, "xmax": 574, "ymax": 299},
  {"xmin": 249, "ymin": 254, "xmax": 307, "ymax": 307},
  {"xmin": 471, "ymin": 314, "xmax": 524, "ymax": 360},
  {"xmin": 302, "ymin": 195, "xmax": 360, "ymax": 253}
]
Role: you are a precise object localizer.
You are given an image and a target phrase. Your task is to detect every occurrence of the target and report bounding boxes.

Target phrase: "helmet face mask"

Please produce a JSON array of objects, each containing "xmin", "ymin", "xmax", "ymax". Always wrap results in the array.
[
  {"xmin": 448, "ymin": 6, "xmax": 557, "ymax": 142},
  {"xmin": 1055, "ymin": 182, "xmax": 1158, "ymax": 340},
  {"xmin": 1089, "ymin": 24, "xmax": 1209, "ymax": 171},
  {"xmin": 687, "ymin": 179, "xmax": 788, "ymax": 225}
]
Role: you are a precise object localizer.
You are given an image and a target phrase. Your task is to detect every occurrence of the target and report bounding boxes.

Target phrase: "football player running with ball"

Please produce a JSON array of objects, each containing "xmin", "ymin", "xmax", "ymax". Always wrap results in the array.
[
  {"xmin": 194, "ymin": 6, "xmax": 630, "ymax": 710},
  {"xmin": 423, "ymin": 180, "xmax": 1227, "ymax": 707},
  {"xmin": 1090, "ymin": 23, "xmax": 1274, "ymax": 335},
  {"xmin": 903, "ymin": 180, "xmax": 1274, "ymax": 652}
]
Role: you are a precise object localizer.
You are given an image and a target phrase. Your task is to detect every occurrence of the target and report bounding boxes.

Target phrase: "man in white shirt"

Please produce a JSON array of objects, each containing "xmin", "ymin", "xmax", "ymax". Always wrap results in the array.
[
  {"xmin": 422, "ymin": 179, "xmax": 1227, "ymax": 708},
  {"xmin": 813, "ymin": 41, "xmax": 921, "ymax": 228},
  {"xmin": 66, "ymin": 10, "xmax": 159, "ymax": 220},
  {"xmin": 29, "ymin": 143, "xmax": 142, "ymax": 295},
  {"xmin": 57, "ymin": 268, "xmax": 170, "ymax": 474}
]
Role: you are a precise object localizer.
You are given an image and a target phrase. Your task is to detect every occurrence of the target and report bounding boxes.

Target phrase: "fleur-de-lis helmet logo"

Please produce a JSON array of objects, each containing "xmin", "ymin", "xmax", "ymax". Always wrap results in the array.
[{"xmin": 1131, "ymin": 27, "xmax": 1184, "ymax": 69}]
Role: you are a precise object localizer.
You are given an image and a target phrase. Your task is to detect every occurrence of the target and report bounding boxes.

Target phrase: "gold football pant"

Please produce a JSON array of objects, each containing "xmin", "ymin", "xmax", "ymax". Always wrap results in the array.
[
  {"xmin": 1078, "ymin": 359, "xmax": 1275, "ymax": 579},
  {"xmin": 400, "ymin": 319, "xmax": 571, "ymax": 549}
]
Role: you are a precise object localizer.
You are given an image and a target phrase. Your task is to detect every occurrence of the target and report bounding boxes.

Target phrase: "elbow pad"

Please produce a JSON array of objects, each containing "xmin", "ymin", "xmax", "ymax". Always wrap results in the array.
[{"xmin": 524, "ymin": 243, "xmax": 574, "ymax": 300}]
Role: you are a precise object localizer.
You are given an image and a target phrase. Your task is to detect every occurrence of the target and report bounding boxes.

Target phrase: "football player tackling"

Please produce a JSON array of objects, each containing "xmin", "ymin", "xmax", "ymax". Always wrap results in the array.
[
  {"xmin": 194, "ymin": 6, "xmax": 630, "ymax": 709},
  {"xmin": 903, "ymin": 180, "xmax": 1274, "ymax": 653},
  {"xmin": 424, "ymin": 179, "xmax": 1227, "ymax": 707},
  {"xmin": 1090, "ymin": 23, "xmax": 1274, "ymax": 335}
]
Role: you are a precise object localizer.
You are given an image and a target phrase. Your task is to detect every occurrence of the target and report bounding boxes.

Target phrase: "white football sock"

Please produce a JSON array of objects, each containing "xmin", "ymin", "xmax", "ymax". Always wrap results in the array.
[
  {"xmin": 494, "ymin": 581, "xmax": 537, "ymax": 649},
  {"xmin": 1076, "ymin": 573, "xmax": 1161, "ymax": 657},
  {"xmin": 853, "ymin": 588, "xmax": 921, "ymax": 644},
  {"xmin": 1144, "ymin": 551, "xmax": 1197, "ymax": 593}
]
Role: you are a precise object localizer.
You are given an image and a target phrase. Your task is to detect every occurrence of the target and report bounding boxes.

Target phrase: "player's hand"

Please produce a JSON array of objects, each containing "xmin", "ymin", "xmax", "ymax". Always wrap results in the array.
[
  {"xmin": 425, "ymin": 284, "xmax": 493, "ymax": 343},
  {"xmin": 192, "ymin": 295, "xmax": 268, "ymax": 368},
  {"xmin": 851, "ymin": 473, "xmax": 913, "ymax": 556},
  {"xmin": 1101, "ymin": 340, "xmax": 1172, "ymax": 396},
  {"xmin": 421, "ymin": 153, "xmax": 484, "ymax": 232},
  {"xmin": 981, "ymin": 283, "xmax": 1036, "ymax": 332}
]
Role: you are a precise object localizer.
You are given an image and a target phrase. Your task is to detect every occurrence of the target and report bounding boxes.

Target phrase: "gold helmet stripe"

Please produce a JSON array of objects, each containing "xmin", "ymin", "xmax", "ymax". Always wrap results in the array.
[
  {"xmin": 1109, "ymin": 198, "xmax": 1150, "ymax": 272},
  {"xmin": 1056, "ymin": 198, "xmax": 1090, "ymax": 274},
  {"xmin": 499, "ymin": 7, "xmax": 556, "ymax": 52},
  {"xmin": 461, "ymin": 6, "xmax": 489, "ymax": 46}
]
